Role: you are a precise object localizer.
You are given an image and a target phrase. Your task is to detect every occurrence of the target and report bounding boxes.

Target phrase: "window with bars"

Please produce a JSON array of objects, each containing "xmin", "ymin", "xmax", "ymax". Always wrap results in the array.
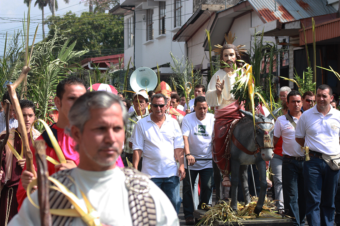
[
  {"xmin": 174, "ymin": 0, "xmax": 182, "ymax": 28},
  {"xmin": 159, "ymin": 2, "xmax": 166, "ymax": 35},
  {"xmin": 146, "ymin": 9, "xmax": 154, "ymax": 41},
  {"xmin": 127, "ymin": 16, "xmax": 134, "ymax": 48}
]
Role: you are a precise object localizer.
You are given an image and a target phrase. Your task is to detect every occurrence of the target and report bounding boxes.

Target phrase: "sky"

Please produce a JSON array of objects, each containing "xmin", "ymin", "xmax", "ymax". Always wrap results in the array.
[{"xmin": 0, "ymin": 0, "xmax": 90, "ymax": 56}]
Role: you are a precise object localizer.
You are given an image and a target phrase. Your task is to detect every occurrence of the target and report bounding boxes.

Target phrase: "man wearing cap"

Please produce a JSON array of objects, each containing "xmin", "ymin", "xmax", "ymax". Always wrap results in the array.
[
  {"xmin": 123, "ymin": 91, "xmax": 149, "ymax": 168},
  {"xmin": 132, "ymin": 93, "xmax": 185, "ymax": 213},
  {"xmin": 9, "ymin": 91, "xmax": 179, "ymax": 226},
  {"xmin": 296, "ymin": 84, "xmax": 340, "ymax": 226}
]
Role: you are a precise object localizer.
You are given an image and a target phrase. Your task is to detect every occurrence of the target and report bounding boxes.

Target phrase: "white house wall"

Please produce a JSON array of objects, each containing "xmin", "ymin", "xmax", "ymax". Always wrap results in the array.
[
  {"xmin": 229, "ymin": 13, "xmax": 252, "ymax": 52},
  {"xmin": 123, "ymin": 0, "xmax": 194, "ymax": 69},
  {"xmin": 187, "ymin": 14, "xmax": 216, "ymax": 68},
  {"xmin": 124, "ymin": 14, "xmax": 135, "ymax": 67}
]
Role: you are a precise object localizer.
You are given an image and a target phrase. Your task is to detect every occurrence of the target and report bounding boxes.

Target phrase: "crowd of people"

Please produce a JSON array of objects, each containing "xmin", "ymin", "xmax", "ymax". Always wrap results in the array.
[{"xmin": 0, "ymin": 70, "xmax": 339, "ymax": 226}]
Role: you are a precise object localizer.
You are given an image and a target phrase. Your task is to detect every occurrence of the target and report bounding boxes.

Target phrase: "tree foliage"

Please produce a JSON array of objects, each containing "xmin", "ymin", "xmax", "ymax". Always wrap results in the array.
[
  {"xmin": 80, "ymin": 0, "xmax": 118, "ymax": 13},
  {"xmin": 46, "ymin": 12, "xmax": 124, "ymax": 58},
  {"xmin": 28, "ymin": 27, "xmax": 88, "ymax": 128}
]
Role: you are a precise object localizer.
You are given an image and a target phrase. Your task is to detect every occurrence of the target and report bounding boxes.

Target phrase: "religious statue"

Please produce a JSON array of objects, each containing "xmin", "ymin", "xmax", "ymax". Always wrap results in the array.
[{"xmin": 206, "ymin": 42, "xmax": 246, "ymax": 187}]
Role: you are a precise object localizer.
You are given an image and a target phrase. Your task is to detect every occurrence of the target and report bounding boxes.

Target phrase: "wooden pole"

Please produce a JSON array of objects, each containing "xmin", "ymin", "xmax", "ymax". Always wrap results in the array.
[
  {"xmin": 35, "ymin": 140, "xmax": 51, "ymax": 226},
  {"xmin": 7, "ymin": 66, "xmax": 36, "ymax": 176}
]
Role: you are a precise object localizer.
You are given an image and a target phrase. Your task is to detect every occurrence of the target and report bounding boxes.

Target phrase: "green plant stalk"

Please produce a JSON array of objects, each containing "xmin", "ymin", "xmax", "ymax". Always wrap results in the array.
[
  {"xmin": 268, "ymin": 46, "xmax": 274, "ymax": 111},
  {"xmin": 29, "ymin": 25, "xmax": 39, "ymax": 66},
  {"xmin": 205, "ymin": 29, "xmax": 213, "ymax": 82},
  {"xmin": 124, "ymin": 57, "xmax": 131, "ymax": 95},
  {"xmin": 25, "ymin": 0, "xmax": 31, "ymax": 66},
  {"xmin": 302, "ymin": 23, "xmax": 310, "ymax": 67},
  {"xmin": 312, "ymin": 18, "xmax": 316, "ymax": 92},
  {"xmin": 191, "ymin": 63, "xmax": 194, "ymax": 94},
  {"xmin": 171, "ymin": 77, "xmax": 177, "ymax": 91},
  {"xmin": 157, "ymin": 63, "xmax": 161, "ymax": 85}
]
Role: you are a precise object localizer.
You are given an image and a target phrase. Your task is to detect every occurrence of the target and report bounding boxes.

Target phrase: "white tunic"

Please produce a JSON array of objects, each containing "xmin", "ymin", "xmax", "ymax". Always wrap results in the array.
[
  {"xmin": 206, "ymin": 69, "xmax": 236, "ymax": 109},
  {"xmin": 9, "ymin": 167, "xmax": 179, "ymax": 226}
]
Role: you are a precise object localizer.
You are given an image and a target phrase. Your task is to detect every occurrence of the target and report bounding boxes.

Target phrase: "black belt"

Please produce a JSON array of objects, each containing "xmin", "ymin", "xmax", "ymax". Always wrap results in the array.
[
  {"xmin": 309, "ymin": 150, "xmax": 323, "ymax": 159},
  {"xmin": 283, "ymin": 155, "xmax": 304, "ymax": 161}
]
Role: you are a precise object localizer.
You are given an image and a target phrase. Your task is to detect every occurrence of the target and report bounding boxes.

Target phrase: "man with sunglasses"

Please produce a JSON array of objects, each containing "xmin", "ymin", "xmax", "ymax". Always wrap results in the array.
[
  {"xmin": 302, "ymin": 91, "xmax": 315, "ymax": 112},
  {"xmin": 132, "ymin": 93, "xmax": 185, "ymax": 214}
]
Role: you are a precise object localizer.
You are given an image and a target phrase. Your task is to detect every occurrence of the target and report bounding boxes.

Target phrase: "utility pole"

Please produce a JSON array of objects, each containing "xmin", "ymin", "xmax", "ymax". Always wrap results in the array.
[
  {"xmin": 89, "ymin": 0, "xmax": 93, "ymax": 13},
  {"xmin": 52, "ymin": 0, "xmax": 55, "ymax": 17}
]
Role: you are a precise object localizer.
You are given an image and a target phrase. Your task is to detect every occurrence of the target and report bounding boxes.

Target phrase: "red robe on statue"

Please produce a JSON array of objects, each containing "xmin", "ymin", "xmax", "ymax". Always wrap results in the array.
[{"xmin": 213, "ymin": 101, "xmax": 244, "ymax": 176}]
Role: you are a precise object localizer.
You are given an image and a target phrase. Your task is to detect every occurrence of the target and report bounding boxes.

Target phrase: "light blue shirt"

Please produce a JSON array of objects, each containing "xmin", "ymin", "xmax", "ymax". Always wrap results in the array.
[{"xmin": 0, "ymin": 111, "xmax": 18, "ymax": 133}]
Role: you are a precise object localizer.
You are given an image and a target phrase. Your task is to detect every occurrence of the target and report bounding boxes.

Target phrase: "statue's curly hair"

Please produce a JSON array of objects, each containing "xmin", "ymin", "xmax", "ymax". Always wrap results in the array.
[{"xmin": 219, "ymin": 44, "xmax": 244, "ymax": 68}]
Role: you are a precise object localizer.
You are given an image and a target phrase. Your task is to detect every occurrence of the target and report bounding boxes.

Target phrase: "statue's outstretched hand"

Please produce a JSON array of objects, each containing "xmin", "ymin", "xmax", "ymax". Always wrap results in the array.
[{"xmin": 216, "ymin": 76, "xmax": 224, "ymax": 96}]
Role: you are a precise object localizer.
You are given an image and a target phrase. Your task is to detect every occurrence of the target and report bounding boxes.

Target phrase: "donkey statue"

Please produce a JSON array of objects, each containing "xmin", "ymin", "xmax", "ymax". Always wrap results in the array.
[{"xmin": 229, "ymin": 108, "xmax": 280, "ymax": 214}]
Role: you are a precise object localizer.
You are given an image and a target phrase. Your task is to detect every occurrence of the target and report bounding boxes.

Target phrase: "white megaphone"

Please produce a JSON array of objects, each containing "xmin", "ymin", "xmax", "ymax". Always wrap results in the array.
[{"xmin": 130, "ymin": 67, "xmax": 158, "ymax": 92}]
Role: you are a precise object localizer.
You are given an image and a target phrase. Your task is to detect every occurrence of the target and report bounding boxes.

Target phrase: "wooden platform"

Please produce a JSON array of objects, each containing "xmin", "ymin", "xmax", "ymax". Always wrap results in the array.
[{"xmin": 193, "ymin": 209, "xmax": 293, "ymax": 226}]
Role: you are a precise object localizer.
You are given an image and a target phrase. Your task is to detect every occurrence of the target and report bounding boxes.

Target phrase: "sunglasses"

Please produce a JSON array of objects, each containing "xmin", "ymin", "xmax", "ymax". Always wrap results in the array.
[
  {"xmin": 152, "ymin": 104, "xmax": 165, "ymax": 108},
  {"xmin": 306, "ymin": 99, "xmax": 315, "ymax": 103}
]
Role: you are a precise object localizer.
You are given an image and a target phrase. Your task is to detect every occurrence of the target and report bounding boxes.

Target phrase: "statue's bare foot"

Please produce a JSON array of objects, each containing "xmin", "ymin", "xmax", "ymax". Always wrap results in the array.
[
  {"xmin": 222, "ymin": 177, "xmax": 231, "ymax": 187},
  {"xmin": 266, "ymin": 178, "xmax": 272, "ymax": 188}
]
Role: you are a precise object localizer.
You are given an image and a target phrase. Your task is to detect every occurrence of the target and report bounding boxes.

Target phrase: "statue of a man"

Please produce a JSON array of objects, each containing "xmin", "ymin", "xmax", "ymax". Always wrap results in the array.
[
  {"xmin": 206, "ymin": 44, "xmax": 244, "ymax": 187},
  {"xmin": 206, "ymin": 44, "xmax": 243, "ymax": 108}
]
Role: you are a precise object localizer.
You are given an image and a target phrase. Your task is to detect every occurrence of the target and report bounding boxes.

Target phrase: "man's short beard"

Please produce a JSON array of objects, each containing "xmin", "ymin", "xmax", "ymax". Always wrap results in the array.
[
  {"xmin": 84, "ymin": 145, "xmax": 120, "ymax": 167},
  {"xmin": 227, "ymin": 61, "xmax": 235, "ymax": 68}
]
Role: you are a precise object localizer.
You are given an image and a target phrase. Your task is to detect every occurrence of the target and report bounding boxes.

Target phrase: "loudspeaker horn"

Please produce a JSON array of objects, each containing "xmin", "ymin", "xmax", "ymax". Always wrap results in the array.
[{"xmin": 130, "ymin": 67, "xmax": 158, "ymax": 92}]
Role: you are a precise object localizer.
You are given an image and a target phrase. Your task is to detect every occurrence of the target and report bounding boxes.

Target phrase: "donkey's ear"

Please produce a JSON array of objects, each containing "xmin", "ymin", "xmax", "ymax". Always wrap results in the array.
[
  {"xmin": 239, "ymin": 109, "xmax": 259, "ymax": 121},
  {"xmin": 266, "ymin": 107, "xmax": 282, "ymax": 120}
]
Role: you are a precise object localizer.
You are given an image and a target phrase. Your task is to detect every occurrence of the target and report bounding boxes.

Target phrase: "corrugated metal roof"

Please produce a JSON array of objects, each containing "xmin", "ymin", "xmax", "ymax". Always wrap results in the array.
[
  {"xmin": 300, "ymin": 17, "xmax": 340, "ymax": 45},
  {"xmin": 277, "ymin": 0, "xmax": 337, "ymax": 19},
  {"xmin": 249, "ymin": 0, "xmax": 336, "ymax": 23}
]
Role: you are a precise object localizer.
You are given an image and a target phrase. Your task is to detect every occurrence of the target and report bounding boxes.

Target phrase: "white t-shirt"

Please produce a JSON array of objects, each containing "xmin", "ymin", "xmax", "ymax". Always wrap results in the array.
[
  {"xmin": 132, "ymin": 114, "xmax": 184, "ymax": 178},
  {"xmin": 274, "ymin": 114, "xmax": 303, "ymax": 157},
  {"xmin": 181, "ymin": 113, "xmax": 215, "ymax": 170},
  {"xmin": 177, "ymin": 105, "xmax": 184, "ymax": 111},
  {"xmin": 184, "ymin": 99, "xmax": 195, "ymax": 112},
  {"xmin": 128, "ymin": 106, "xmax": 135, "ymax": 114},
  {"xmin": 295, "ymin": 105, "xmax": 340, "ymax": 155},
  {"xmin": 9, "ymin": 167, "xmax": 179, "ymax": 226}
]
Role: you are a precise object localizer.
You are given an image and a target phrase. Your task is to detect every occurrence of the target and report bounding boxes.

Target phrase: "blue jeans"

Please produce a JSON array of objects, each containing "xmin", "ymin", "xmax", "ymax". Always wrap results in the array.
[
  {"xmin": 304, "ymin": 155, "xmax": 340, "ymax": 226},
  {"xmin": 151, "ymin": 176, "xmax": 180, "ymax": 213},
  {"xmin": 183, "ymin": 168, "xmax": 213, "ymax": 218},
  {"xmin": 282, "ymin": 157, "xmax": 305, "ymax": 226}
]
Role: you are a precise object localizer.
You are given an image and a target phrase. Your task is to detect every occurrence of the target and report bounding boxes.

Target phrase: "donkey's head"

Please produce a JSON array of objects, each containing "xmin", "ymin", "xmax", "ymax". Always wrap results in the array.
[{"xmin": 240, "ymin": 108, "xmax": 281, "ymax": 161}]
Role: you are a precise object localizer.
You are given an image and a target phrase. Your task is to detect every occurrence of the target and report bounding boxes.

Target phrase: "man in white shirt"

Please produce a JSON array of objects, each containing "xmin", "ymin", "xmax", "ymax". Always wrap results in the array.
[
  {"xmin": 132, "ymin": 93, "xmax": 185, "ymax": 214},
  {"xmin": 0, "ymin": 91, "xmax": 18, "ymax": 133},
  {"xmin": 296, "ymin": 84, "xmax": 340, "ymax": 226},
  {"xmin": 274, "ymin": 90, "xmax": 305, "ymax": 225},
  {"xmin": 9, "ymin": 91, "xmax": 179, "ymax": 226},
  {"xmin": 184, "ymin": 84, "xmax": 206, "ymax": 113},
  {"xmin": 182, "ymin": 96, "xmax": 214, "ymax": 225}
]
